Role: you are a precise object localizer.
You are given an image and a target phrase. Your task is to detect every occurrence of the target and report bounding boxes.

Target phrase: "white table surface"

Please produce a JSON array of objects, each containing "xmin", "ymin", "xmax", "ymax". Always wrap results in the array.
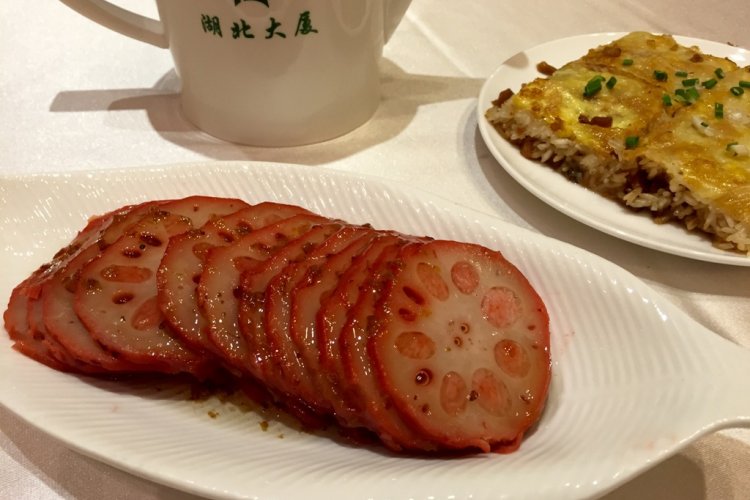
[{"xmin": 2, "ymin": 1, "xmax": 750, "ymax": 499}]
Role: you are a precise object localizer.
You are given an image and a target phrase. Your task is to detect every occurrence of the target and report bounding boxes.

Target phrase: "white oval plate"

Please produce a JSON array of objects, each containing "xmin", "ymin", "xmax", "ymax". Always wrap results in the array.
[
  {"xmin": 477, "ymin": 32, "xmax": 750, "ymax": 266},
  {"xmin": 1, "ymin": 162, "xmax": 750, "ymax": 500}
]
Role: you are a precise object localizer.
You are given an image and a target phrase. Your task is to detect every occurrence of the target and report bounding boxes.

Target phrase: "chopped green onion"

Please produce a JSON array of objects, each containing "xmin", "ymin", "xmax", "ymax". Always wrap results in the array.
[
  {"xmin": 583, "ymin": 75, "xmax": 606, "ymax": 97},
  {"xmin": 715, "ymin": 102, "xmax": 724, "ymax": 118},
  {"xmin": 730, "ymin": 86, "xmax": 745, "ymax": 96},
  {"xmin": 715, "ymin": 68, "xmax": 725, "ymax": 79},
  {"xmin": 682, "ymin": 78, "xmax": 699, "ymax": 87},
  {"xmin": 675, "ymin": 70, "xmax": 688, "ymax": 77},
  {"xmin": 622, "ymin": 58, "xmax": 634, "ymax": 66},
  {"xmin": 662, "ymin": 94, "xmax": 672, "ymax": 106},
  {"xmin": 702, "ymin": 78, "xmax": 718, "ymax": 89},
  {"xmin": 653, "ymin": 70, "xmax": 668, "ymax": 81},
  {"xmin": 625, "ymin": 136, "xmax": 640, "ymax": 149},
  {"xmin": 726, "ymin": 141, "xmax": 739, "ymax": 151},
  {"xmin": 674, "ymin": 87, "xmax": 700, "ymax": 105},
  {"xmin": 606, "ymin": 76, "xmax": 618, "ymax": 89},
  {"xmin": 740, "ymin": 80, "xmax": 750, "ymax": 88}
]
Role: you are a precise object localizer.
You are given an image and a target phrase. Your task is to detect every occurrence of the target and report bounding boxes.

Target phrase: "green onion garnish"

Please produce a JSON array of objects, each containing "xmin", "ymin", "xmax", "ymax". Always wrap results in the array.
[
  {"xmin": 625, "ymin": 136, "xmax": 640, "ymax": 149},
  {"xmin": 653, "ymin": 70, "xmax": 668, "ymax": 81},
  {"xmin": 715, "ymin": 102, "xmax": 724, "ymax": 118},
  {"xmin": 674, "ymin": 87, "xmax": 699, "ymax": 105},
  {"xmin": 622, "ymin": 58, "xmax": 634, "ymax": 66},
  {"xmin": 715, "ymin": 68, "xmax": 725, "ymax": 79},
  {"xmin": 662, "ymin": 94, "xmax": 672, "ymax": 106},
  {"xmin": 702, "ymin": 78, "xmax": 718, "ymax": 89},
  {"xmin": 730, "ymin": 86, "xmax": 745, "ymax": 96},
  {"xmin": 675, "ymin": 70, "xmax": 688, "ymax": 77},
  {"xmin": 726, "ymin": 142, "xmax": 739, "ymax": 151},
  {"xmin": 606, "ymin": 76, "xmax": 617, "ymax": 89},
  {"xmin": 682, "ymin": 78, "xmax": 699, "ymax": 87},
  {"xmin": 740, "ymin": 80, "xmax": 750, "ymax": 88},
  {"xmin": 583, "ymin": 75, "xmax": 606, "ymax": 97}
]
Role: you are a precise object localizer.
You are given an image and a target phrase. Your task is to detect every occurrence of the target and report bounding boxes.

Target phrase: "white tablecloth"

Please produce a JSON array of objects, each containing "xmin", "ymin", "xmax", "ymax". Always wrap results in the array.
[{"xmin": 2, "ymin": 1, "xmax": 749, "ymax": 498}]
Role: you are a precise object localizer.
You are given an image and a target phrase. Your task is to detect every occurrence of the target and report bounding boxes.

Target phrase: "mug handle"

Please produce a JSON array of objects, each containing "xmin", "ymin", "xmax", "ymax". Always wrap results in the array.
[{"xmin": 59, "ymin": 0, "xmax": 168, "ymax": 48}]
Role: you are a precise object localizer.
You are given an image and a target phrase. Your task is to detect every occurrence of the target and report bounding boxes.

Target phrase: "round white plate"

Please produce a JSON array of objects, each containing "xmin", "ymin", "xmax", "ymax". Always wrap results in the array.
[
  {"xmin": 1, "ymin": 162, "xmax": 750, "ymax": 500},
  {"xmin": 477, "ymin": 32, "xmax": 750, "ymax": 266}
]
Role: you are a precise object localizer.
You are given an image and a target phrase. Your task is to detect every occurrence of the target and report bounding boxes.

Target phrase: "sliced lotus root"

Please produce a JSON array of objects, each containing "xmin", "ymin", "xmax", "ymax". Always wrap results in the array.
[
  {"xmin": 42, "ymin": 244, "xmax": 146, "ymax": 373},
  {"xmin": 261, "ymin": 225, "xmax": 372, "ymax": 411},
  {"xmin": 313, "ymin": 233, "xmax": 413, "ymax": 428},
  {"xmin": 158, "ymin": 202, "xmax": 310, "ymax": 354},
  {"xmin": 39, "ymin": 202, "xmax": 173, "ymax": 373},
  {"xmin": 237, "ymin": 221, "xmax": 344, "ymax": 395},
  {"xmin": 4, "ymin": 195, "xmax": 553, "ymax": 456},
  {"xmin": 4, "ymin": 206, "xmax": 128, "ymax": 344},
  {"xmin": 199, "ymin": 213, "xmax": 329, "ymax": 373},
  {"xmin": 74, "ymin": 197, "xmax": 245, "ymax": 375},
  {"xmin": 368, "ymin": 241, "xmax": 551, "ymax": 453},
  {"xmin": 338, "ymin": 241, "xmax": 438, "ymax": 452},
  {"xmin": 3, "ymin": 288, "xmax": 74, "ymax": 372},
  {"xmin": 5, "ymin": 202, "xmax": 159, "ymax": 370},
  {"xmin": 288, "ymin": 229, "xmax": 378, "ymax": 413}
]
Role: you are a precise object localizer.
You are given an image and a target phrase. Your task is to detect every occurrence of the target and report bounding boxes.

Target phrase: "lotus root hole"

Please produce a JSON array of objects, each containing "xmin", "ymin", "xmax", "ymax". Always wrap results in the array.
[
  {"xmin": 139, "ymin": 232, "xmax": 162, "ymax": 247},
  {"xmin": 448, "ymin": 320, "xmax": 471, "ymax": 338},
  {"xmin": 451, "ymin": 261, "xmax": 480, "ymax": 294},
  {"xmin": 494, "ymin": 339, "xmax": 531, "ymax": 377},
  {"xmin": 416, "ymin": 262, "xmax": 449, "ymax": 300},
  {"xmin": 415, "ymin": 369, "xmax": 432, "ymax": 386},
  {"xmin": 112, "ymin": 292, "xmax": 134, "ymax": 304},
  {"xmin": 217, "ymin": 230, "xmax": 235, "ymax": 243},
  {"xmin": 100, "ymin": 265, "xmax": 152, "ymax": 283},
  {"xmin": 121, "ymin": 247, "xmax": 142, "ymax": 259},
  {"xmin": 192, "ymin": 242, "xmax": 215, "ymax": 261},
  {"xmin": 395, "ymin": 331, "xmax": 435, "ymax": 359},
  {"xmin": 440, "ymin": 371, "xmax": 468, "ymax": 415},
  {"xmin": 402, "ymin": 286, "xmax": 425, "ymax": 306},
  {"xmin": 472, "ymin": 368, "xmax": 511, "ymax": 416},
  {"xmin": 131, "ymin": 296, "xmax": 162, "ymax": 330},
  {"xmin": 481, "ymin": 286, "xmax": 522, "ymax": 328},
  {"xmin": 398, "ymin": 307, "xmax": 417, "ymax": 322},
  {"xmin": 235, "ymin": 221, "xmax": 253, "ymax": 235}
]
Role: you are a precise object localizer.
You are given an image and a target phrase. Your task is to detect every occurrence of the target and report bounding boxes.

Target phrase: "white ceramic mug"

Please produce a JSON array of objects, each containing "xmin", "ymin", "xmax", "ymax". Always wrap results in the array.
[{"xmin": 59, "ymin": 0, "xmax": 412, "ymax": 146}]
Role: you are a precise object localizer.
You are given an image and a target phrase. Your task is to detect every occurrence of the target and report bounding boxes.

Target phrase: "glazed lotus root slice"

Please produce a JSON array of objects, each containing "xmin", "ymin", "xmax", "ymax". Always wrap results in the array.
[
  {"xmin": 4, "ymin": 202, "xmax": 156, "ymax": 370},
  {"xmin": 315, "ymin": 233, "xmax": 407, "ymax": 426},
  {"xmin": 4, "ymin": 206, "xmax": 131, "ymax": 352},
  {"xmin": 42, "ymin": 244, "xmax": 146, "ymax": 373},
  {"xmin": 368, "ymin": 241, "xmax": 551, "ymax": 453},
  {"xmin": 260, "ymin": 225, "xmax": 372, "ymax": 411},
  {"xmin": 74, "ymin": 197, "xmax": 246, "ymax": 375},
  {"xmin": 199, "ymin": 213, "xmax": 330, "ymax": 373},
  {"xmin": 158, "ymin": 202, "xmax": 312, "ymax": 354},
  {"xmin": 39, "ymin": 201, "xmax": 174, "ymax": 373},
  {"xmin": 338, "ymin": 241, "xmax": 439, "ymax": 452},
  {"xmin": 287, "ymin": 230, "xmax": 379, "ymax": 411},
  {"xmin": 4, "ymin": 290, "xmax": 74, "ymax": 372},
  {"xmin": 237, "ymin": 221, "xmax": 345, "ymax": 394}
]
